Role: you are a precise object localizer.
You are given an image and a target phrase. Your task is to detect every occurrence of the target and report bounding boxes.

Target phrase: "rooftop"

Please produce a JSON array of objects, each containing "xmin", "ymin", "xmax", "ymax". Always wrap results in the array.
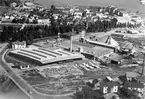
[{"xmin": 9, "ymin": 47, "xmax": 85, "ymax": 65}]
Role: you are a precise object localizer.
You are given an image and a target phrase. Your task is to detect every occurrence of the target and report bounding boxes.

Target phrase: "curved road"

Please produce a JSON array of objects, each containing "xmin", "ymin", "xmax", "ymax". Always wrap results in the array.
[{"xmin": 0, "ymin": 47, "xmax": 73, "ymax": 99}]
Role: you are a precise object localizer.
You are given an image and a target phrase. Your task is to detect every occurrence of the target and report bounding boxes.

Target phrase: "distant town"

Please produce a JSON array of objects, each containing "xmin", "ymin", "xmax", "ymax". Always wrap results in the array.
[{"xmin": 0, "ymin": 0, "xmax": 145, "ymax": 99}]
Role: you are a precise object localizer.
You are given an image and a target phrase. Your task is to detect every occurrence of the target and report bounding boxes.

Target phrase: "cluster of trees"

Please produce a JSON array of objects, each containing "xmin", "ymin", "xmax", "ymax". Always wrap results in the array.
[
  {"xmin": 0, "ymin": 24, "xmax": 72, "ymax": 43},
  {"xmin": 73, "ymin": 18, "xmax": 118, "ymax": 33},
  {"xmin": 88, "ymin": 18, "xmax": 117, "ymax": 32},
  {"xmin": 74, "ymin": 19, "xmax": 142, "ymax": 33},
  {"xmin": 28, "ymin": 9, "xmax": 51, "ymax": 19},
  {"xmin": 0, "ymin": 4, "xmax": 73, "ymax": 43},
  {"xmin": 116, "ymin": 22, "xmax": 142, "ymax": 28},
  {"xmin": 1, "ymin": 26, "xmax": 51, "ymax": 43},
  {"xmin": 11, "ymin": 17, "xmax": 38, "ymax": 24}
]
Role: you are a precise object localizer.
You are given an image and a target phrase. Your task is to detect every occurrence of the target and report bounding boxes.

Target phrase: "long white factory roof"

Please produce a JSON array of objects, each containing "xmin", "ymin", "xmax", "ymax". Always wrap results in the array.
[{"xmin": 9, "ymin": 47, "xmax": 85, "ymax": 64}]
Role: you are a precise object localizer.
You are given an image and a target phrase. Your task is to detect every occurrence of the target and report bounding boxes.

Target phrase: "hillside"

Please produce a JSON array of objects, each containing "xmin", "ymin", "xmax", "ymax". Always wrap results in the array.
[
  {"xmin": 34, "ymin": 0, "xmax": 145, "ymax": 13},
  {"xmin": 0, "ymin": 0, "xmax": 21, "ymax": 6}
]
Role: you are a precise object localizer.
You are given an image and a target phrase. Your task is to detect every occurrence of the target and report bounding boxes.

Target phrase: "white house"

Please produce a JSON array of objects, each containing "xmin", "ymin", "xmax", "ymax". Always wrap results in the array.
[
  {"xmin": 12, "ymin": 41, "xmax": 26, "ymax": 49},
  {"xmin": 38, "ymin": 19, "xmax": 50, "ymax": 25},
  {"xmin": 74, "ymin": 10, "xmax": 83, "ymax": 17}
]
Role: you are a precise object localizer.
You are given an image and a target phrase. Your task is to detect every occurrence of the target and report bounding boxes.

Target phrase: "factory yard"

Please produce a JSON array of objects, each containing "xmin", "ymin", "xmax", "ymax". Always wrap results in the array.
[
  {"xmin": 1, "ymin": 25, "xmax": 145, "ymax": 98},
  {"xmin": 3, "ymin": 28, "xmax": 145, "ymax": 96}
]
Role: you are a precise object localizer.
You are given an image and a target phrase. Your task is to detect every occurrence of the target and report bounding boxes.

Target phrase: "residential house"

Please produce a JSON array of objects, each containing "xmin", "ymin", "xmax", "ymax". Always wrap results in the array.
[
  {"xmin": 12, "ymin": 41, "xmax": 26, "ymax": 49},
  {"xmin": 38, "ymin": 18, "xmax": 50, "ymax": 25},
  {"xmin": 100, "ymin": 77, "xmax": 120, "ymax": 94},
  {"xmin": 74, "ymin": 10, "xmax": 83, "ymax": 17}
]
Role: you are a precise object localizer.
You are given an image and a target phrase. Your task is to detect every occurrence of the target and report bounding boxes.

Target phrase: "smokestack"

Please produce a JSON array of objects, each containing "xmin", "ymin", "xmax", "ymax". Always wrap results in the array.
[
  {"xmin": 142, "ymin": 53, "xmax": 145, "ymax": 75},
  {"xmin": 70, "ymin": 36, "xmax": 72, "ymax": 52}
]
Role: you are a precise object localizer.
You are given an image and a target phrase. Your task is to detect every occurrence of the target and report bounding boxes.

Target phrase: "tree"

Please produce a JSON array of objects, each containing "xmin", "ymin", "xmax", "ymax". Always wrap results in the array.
[
  {"xmin": 111, "ymin": 18, "xmax": 118, "ymax": 28},
  {"xmin": 50, "ymin": 5, "xmax": 56, "ymax": 15},
  {"xmin": 82, "ymin": 11, "xmax": 86, "ymax": 17}
]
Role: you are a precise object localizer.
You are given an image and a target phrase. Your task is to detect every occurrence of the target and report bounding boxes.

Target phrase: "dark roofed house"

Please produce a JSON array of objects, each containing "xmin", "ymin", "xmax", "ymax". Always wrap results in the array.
[
  {"xmin": 119, "ymin": 72, "xmax": 139, "ymax": 83},
  {"xmin": 100, "ymin": 77, "xmax": 120, "ymax": 94},
  {"xmin": 82, "ymin": 86, "xmax": 105, "ymax": 99},
  {"xmin": 108, "ymin": 53, "xmax": 123, "ymax": 64},
  {"xmin": 124, "ymin": 81, "xmax": 144, "ymax": 93}
]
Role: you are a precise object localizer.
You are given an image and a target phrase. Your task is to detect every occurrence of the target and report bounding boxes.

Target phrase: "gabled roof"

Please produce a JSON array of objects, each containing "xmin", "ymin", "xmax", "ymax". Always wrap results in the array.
[
  {"xmin": 124, "ymin": 81, "xmax": 144, "ymax": 88},
  {"xmin": 97, "ymin": 35, "xmax": 109, "ymax": 43},
  {"xmin": 97, "ymin": 36, "xmax": 119, "ymax": 48},
  {"xmin": 120, "ymin": 41, "xmax": 134, "ymax": 50},
  {"xmin": 108, "ymin": 53, "xmax": 122, "ymax": 62},
  {"xmin": 126, "ymin": 72, "xmax": 140, "ymax": 78}
]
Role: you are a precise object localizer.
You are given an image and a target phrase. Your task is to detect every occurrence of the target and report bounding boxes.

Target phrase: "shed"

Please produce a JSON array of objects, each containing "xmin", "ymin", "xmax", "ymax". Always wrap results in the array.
[
  {"xmin": 119, "ymin": 41, "xmax": 134, "ymax": 53},
  {"xmin": 108, "ymin": 53, "xmax": 123, "ymax": 64}
]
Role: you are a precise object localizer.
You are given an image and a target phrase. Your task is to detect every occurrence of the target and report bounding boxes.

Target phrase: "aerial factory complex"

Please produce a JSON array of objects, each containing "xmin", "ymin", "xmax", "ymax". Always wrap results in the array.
[{"xmin": 0, "ymin": 0, "xmax": 145, "ymax": 99}]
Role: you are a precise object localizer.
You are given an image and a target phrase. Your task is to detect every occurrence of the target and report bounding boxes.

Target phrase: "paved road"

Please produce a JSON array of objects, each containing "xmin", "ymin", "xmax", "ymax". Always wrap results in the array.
[
  {"xmin": 0, "ymin": 47, "xmax": 73, "ymax": 99},
  {"xmin": 0, "ymin": 48, "xmax": 39, "ymax": 99}
]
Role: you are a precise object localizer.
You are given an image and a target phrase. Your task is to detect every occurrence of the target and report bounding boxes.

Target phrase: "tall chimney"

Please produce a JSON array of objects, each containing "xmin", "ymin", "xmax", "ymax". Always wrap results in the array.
[
  {"xmin": 142, "ymin": 53, "xmax": 145, "ymax": 75},
  {"xmin": 70, "ymin": 35, "xmax": 72, "ymax": 52}
]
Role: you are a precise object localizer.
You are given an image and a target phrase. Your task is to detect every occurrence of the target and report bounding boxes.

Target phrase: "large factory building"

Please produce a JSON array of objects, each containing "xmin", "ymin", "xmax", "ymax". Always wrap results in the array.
[{"xmin": 8, "ymin": 47, "xmax": 85, "ymax": 65}]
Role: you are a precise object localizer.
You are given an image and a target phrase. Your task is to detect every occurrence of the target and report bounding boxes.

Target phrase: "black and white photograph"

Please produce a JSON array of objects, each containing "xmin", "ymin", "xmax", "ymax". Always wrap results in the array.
[{"xmin": 0, "ymin": 0, "xmax": 145, "ymax": 99}]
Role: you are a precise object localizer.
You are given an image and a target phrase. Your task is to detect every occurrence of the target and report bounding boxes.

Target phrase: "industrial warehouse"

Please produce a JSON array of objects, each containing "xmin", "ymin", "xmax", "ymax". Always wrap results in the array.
[{"xmin": 8, "ymin": 47, "xmax": 85, "ymax": 65}]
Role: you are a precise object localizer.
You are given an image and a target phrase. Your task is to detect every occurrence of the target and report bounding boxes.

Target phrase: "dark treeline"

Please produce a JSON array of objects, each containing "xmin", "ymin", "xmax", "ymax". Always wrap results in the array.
[
  {"xmin": 0, "ymin": 24, "xmax": 73, "ymax": 43},
  {"xmin": 0, "ymin": 19, "xmax": 141, "ymax": 43}
]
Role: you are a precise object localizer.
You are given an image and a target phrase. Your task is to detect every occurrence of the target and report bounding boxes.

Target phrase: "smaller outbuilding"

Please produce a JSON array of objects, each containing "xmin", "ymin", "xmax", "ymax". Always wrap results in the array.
[
  {"xmin": 11, "ymin": 41, "xmax": 26, "ymax": 49},
  {"xmin": 108, "ymin": 53, "xmax": 123, "ymax": 64}
]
